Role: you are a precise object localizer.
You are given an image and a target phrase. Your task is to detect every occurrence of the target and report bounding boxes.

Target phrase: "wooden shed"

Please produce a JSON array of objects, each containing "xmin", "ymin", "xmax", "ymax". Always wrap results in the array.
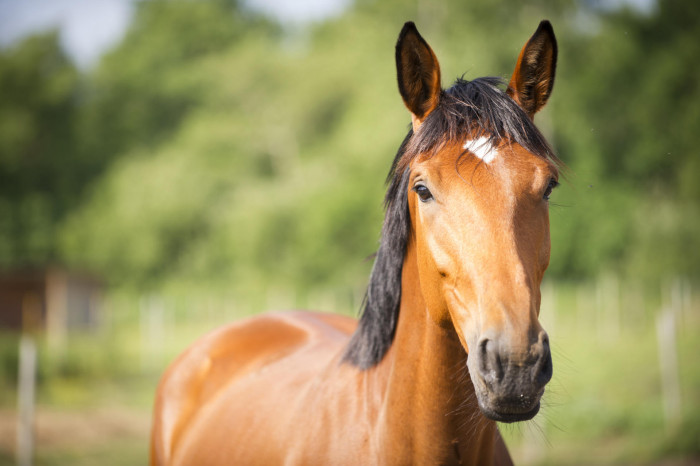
[{"xmin": 0, "ymin": 268, "xmax": 102, "ymax": 337}]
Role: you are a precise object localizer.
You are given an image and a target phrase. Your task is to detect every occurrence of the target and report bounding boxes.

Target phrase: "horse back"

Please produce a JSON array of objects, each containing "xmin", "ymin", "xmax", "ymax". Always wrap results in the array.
[{"xmin": 150, "ymin": 311, "xmax": 356, "ymax": 465}]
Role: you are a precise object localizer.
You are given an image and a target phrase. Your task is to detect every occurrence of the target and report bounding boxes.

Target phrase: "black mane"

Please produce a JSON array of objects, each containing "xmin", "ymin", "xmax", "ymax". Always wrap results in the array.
[{"xmin": 342, "ymin": 77, "xmax": 557, "ymax": 369}]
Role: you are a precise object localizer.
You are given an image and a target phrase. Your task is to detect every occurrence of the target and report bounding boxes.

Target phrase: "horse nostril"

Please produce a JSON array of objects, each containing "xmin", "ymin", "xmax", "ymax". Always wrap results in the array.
[
  {"xmin": 478, "ymin": 338, "xmax": 504, "ymax": 385},
  {"xmin": 477, "ymin": 339, "xmax": 489, "ymax": 375},
  {"xmin": 534, "ymin": 345, "xmax": 553, "ymax": 387}
]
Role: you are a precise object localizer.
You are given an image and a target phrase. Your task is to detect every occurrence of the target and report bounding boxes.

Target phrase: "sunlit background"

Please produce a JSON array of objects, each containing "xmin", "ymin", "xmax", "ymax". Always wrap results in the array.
[{"xmin": 0, "ymin": 0, "xmax": 698, "ymax": 464}]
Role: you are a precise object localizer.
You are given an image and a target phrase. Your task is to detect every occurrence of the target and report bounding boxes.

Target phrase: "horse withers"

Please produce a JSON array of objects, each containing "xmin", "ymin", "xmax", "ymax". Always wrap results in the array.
[{"xmin": 151, "ymin": 20, "xmax": 560, "ymax": 465}]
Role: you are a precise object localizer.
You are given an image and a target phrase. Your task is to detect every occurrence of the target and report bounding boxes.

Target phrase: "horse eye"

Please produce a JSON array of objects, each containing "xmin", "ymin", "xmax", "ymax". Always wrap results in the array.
[
  {"xmin": 413, "ymin": 185, "xmax": 434, "ymax": 202},
  {"xmin": 543, "ymin": 178, "xmax": 559, "ymax": 200}
]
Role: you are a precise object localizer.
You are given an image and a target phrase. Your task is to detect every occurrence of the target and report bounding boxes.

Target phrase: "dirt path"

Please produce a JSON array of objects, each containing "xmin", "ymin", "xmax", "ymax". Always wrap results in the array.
[{"xmin": 0, "ymin": 407, "xmax": 149, "ymax": 457}]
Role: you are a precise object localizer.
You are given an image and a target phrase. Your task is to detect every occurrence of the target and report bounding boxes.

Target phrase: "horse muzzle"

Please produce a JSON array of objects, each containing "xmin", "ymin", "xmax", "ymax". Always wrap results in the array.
[{"xmin": 467, "ymin": 330, "xmax": 553, "ymax": 423}]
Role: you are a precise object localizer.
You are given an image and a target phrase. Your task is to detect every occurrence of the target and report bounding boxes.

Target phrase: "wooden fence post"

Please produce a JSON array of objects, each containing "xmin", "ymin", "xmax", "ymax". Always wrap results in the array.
[
  {"xmin": 656, "ymin": 307, "xmax": 681, "ymax": 431},
  {"xmin": 140, "ymin": 295, "xmax": 165, "ymax": 372},
  {"xmin": 17, "ymin": 335, "xmax": 37, "ymax": 466}
]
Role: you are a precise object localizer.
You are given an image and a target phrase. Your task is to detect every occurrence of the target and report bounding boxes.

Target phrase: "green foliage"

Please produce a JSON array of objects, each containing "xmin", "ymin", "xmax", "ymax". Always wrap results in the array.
[
  {"xmin": 0, "ymin": 0, "xmax": 698, "ymax": 293},
  {"xmin": 0, "ymin": 32, "xmax": 79, "ymax": 266},
  {"xmin": 549, "ymin": 0, "xmax": 700, "ymax": 280},
  {"xmin": 79, "ymin": 0, "xmax": 267, "ymax": 159},
  {"xmin": 0, "ymin": 333, "xmax": 19, "ymax": 405}
]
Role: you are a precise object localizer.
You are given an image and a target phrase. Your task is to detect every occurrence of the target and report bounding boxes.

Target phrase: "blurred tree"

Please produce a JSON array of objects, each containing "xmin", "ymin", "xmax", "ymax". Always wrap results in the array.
[
  {"xmin": 60, "ymin": 0, "xmax": 584, "ymax": 296},
  {"xmin": 4, "ymin": 0, "xmax": 697, "ymax": 299},
  {"xmin": 549, "ymin": 0, "xmax": 700, "ymax": 281},
  {"xmin": 78, "ymin": 0, "xmax": 272, "ymax": 167},
  {"xmin": 0, "ymin": 32, "xmax": 80, "ymax": 265},
  {"xmin": 59, "ymin": 0, "xmax": 285, "ymax": 290}
]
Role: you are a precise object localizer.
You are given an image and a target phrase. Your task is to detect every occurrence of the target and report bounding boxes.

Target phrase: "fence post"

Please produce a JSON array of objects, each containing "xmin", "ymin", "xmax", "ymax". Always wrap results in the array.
[
  {"xmin": 45, "ymin": 269, "xmax": 67, "ymax": 354},
  {"xmin": 656, "ymin": 307, "xmax": 681, "ymax": 431},
  {"xmin": 17, "ymin": 335, "xmax": 37, "ymax": 466},
  {"xmin": 140, "ymin": 294, "xmax": 165, "ymax": 372}
]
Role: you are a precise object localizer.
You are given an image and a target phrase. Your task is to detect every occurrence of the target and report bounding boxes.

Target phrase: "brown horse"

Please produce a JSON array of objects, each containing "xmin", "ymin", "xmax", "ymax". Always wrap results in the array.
[{"xmin": 151, "ymin": 20, "xmax": 560, "ymax": 465}]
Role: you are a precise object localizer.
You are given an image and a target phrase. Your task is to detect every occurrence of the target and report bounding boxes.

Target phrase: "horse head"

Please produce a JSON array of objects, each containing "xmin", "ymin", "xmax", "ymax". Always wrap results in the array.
[{"xmin": 396, "ymin": 21, "xmax": 559, "ymax": 422}]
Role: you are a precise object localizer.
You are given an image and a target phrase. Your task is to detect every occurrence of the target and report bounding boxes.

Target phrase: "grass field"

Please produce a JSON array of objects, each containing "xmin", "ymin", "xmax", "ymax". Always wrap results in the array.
[{"xmin": 0, "ymin": 278, "xmax": 698, "ymax": 465}]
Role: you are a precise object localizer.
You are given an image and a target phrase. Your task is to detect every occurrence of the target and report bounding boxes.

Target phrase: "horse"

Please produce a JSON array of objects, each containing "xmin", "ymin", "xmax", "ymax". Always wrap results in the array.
[{"xmin": 151, "ymin": 20, "xmax": 560, "ymax": 465}]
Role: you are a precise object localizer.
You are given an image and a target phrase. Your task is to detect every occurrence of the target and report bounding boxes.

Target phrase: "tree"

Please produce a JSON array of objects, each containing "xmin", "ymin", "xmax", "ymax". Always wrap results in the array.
[{"xmin": 0, "ymin": 32, "xmax": 80, "ymax": 266}]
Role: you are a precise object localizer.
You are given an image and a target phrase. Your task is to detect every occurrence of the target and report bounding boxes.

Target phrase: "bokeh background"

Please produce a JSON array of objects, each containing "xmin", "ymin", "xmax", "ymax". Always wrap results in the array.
[{"xmin": 0, "ymin": 0, "xmax": 698, "ymax": 464}]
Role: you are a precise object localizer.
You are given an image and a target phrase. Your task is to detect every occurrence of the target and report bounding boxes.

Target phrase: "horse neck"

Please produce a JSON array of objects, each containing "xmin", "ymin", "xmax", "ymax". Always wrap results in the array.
[{"xmin": 375, "ymin": 236, "xmax": 497, "ymax": 464}]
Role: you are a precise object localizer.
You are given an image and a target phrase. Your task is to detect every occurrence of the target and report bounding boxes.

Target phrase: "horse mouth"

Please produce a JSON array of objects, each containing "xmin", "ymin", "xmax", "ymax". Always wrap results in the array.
[
  {"xmin": 478, "ymin": 399, "xmax": 541, "ymax": 423},
  {"xmin": 473, "ymin": 385, "xmax": 545, "ymax": 423}
]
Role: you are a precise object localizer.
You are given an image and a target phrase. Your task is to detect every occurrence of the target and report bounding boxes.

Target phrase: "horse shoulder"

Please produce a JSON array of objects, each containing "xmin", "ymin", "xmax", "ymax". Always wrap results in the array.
[{"xmin": 150, "ymin": 311, "xmax": 356, "ymax": 465}]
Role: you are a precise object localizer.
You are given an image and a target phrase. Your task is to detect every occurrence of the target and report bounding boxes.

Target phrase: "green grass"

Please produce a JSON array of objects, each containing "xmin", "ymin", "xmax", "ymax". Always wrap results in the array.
[
  {"xmin": 0, "ymin": 280, "xmax": 698, "ymax": 465},
  {"xmin": 35, "ymin": 439, "xmax": 147, "ymax": 466}
]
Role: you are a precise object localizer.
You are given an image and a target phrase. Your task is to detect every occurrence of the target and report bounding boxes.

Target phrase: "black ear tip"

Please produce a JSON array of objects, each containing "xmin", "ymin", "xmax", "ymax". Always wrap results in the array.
[
  {"xmin": 399, "ymin": 21, "xmax": 419, "ymax": 39},
  {"xmin": 536, "ymin": 20, "xmax": 555, "ymax": 37}
]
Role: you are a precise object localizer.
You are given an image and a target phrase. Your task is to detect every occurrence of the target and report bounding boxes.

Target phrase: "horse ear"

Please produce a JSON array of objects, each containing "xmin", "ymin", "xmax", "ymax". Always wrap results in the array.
[
  {"xmin": 396, "ymin": 22, "xmax": 442, "ymax": 129},
  {"xmin": 507, "ymin": 20, "xmax": 557, "ymax": 119}
]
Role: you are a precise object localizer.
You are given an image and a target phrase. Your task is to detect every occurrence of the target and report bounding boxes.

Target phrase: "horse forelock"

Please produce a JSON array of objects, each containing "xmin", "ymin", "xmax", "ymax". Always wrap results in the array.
[{"xmin": 342, "ymin": 77, "xmax": 559, "ymax": 369}]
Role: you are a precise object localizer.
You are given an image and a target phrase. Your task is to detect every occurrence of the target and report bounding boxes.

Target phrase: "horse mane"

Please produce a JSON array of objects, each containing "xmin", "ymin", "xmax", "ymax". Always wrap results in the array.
[{"xmin": 342, "ymin": 77, "xmax": 558, "ymax": 369}]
